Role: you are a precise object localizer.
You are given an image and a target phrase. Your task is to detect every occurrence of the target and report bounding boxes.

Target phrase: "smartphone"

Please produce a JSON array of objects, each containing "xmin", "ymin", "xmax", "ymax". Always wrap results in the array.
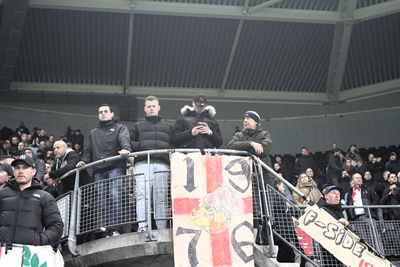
[{"xmin": 198, "ymin": 122, "xmax": 206, "ymax": 127}]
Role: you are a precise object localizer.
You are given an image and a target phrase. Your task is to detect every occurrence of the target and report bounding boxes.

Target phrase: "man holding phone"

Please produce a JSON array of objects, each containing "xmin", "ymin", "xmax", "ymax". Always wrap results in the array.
[{"xmin": 172, "ymin": 94, "xmax": 223, "ymax": 149}]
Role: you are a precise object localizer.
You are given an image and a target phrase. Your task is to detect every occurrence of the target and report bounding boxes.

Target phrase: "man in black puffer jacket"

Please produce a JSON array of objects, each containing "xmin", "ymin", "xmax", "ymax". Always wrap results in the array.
[
  {"xmin": 130, "ymin": 95, "xmax": 173, "ymax": 232},
  {"xmin": 172, "ymin": 94, "xmax": 223, "ymax": 149},
  {"xmin": 0, "ymin": 155, "xmax": 63, "ymax": 246}
]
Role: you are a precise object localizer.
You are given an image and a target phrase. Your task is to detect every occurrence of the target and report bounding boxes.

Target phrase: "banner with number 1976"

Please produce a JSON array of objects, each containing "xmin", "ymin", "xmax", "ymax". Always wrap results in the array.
[{"xmin": 171, "ymin": 152, "xmax": 254, "ymax": 267}]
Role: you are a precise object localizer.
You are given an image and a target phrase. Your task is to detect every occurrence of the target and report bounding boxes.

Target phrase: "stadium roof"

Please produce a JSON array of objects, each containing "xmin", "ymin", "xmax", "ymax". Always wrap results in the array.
[{"xmin": 1, "ymin": 0, "xmax": 400, "ymax": 105}]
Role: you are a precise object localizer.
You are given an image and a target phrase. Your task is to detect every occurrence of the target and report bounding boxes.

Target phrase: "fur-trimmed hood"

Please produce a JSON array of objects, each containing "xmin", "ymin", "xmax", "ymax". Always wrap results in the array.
[{"xmin": 180, "ymin": 105, "xmax": 216, "ymax": 118}]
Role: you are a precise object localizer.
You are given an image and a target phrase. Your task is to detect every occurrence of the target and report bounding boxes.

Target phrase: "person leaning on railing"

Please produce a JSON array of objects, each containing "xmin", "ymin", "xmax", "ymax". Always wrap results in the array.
[
  {"xmin": 76, "ymin": 103, "xmax": 132, "ymax": 237},
  {"xmin": 129, "ymin": 95, "xmax": 173, "ymax": 232}
]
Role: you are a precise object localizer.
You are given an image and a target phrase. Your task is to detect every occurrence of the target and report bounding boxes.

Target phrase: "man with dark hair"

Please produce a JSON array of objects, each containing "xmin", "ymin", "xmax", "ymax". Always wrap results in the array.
[
  {"xmin": 24, "ymin": 147, "xmax": 46, "ymax": 182},
  {"xmin": 0, "ymin": 155, "xmax": 63, "ymax": 245},
  {"xmin": 0, "ymin": 162, "xmax": 13, "ymax": 189},
  {"xmin": 327, "ymin": 148, "xmax": 344, "ymax": 186},
  {"xmin": 77, "ymin": 103, "xmax": 131, "ymax": 236},
  {"xmin": 172, "ymin": 94, "xmax": 223, "ymax": 149},
  {"xmin": 130, "ymin": 95, "xmax": 173, "ymax": 232},
  {"xmin": 345, "ymin": 144, "xmax": 362, "ymax": 161},
  {"xmin": 294, "ymin": 147, "xmax": 317, "ymax": 175},
  {"xmin": 386, "ymin": 152, "xmax": 400, "ymax": 175}
]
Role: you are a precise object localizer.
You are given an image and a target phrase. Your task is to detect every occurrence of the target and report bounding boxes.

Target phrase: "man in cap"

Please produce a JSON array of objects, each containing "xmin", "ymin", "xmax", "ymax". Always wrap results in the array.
[
  {"xmin": 172, "ymin": 94, "xmax": 223, "ymax": 149},
  {"xmin": 0, "ymin": 162, "xmax": 13, "ymax": 189},
  {"xmin": 227, "ymin": 111, "xmax": 272, "ymax": 184},
  {"xmin": 318, "ymin": 185, "xmax": 349, "ymax": 226},
  {"xmin": 0, "ymin": 155, "xmax": 63, "ymax": 245}
]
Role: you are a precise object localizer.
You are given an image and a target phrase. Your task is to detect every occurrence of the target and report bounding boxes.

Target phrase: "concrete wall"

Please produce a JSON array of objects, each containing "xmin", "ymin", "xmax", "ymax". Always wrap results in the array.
[{"xmin": 1, "ymin": 97, "xmax": 399, "ymax": 155}]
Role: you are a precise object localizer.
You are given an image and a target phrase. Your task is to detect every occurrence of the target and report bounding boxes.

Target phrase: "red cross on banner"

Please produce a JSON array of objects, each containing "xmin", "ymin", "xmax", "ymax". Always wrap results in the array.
[{"xmin": 171, "ymin": 152, "xmax": 254, "ymax": 267}]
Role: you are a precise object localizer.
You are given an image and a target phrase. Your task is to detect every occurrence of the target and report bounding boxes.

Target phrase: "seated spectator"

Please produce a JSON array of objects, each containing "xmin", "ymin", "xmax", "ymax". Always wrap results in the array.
[
  {"xmin": 345, "ymin": 144, "xmax": 362, "ymax": 161},
  {"xmin": 0, "ymin": 162, "xmax": 13, "ymax": 189},
  {"xmin": 386, "ymin": 152, "xmax": 400, "ymax": 175},
  {"xmin": 294, "ymin": 147, "xmax": 317, "ymax": 175},
  {"xmin": 343, "ymin": 173, "xmax": 378, "ymax": 221},
  {"xmin": 45, "ymin": 140, "xmax": 82, "ymax": 195},
  {"xmin": 23, "ymin": 147, "xmax": 46, "ymax": 183},
  {"xmin": 1, "ymin": 140, "xmax": 11, "ymax": 156},
  {"xmin": 355, "ymin": 159, "xmax": 367, "ymax": 176},
  {"xmin": 367, "ymin": 154, "xmax": 384, "ymax": 182},
  {"xmin": 363, "ymin": 171, "xmax": 383, "ymax": 221},
  {"xmin": 275, "ymin": 178, "xmax": 293, "ymax": 203},
  {"xmin": 292, "ymin": 172, "xmax": 323, "ymax": 205},
  {"xmin": 306, "ymin": 167, "xmax": 327, "ymax": 191},
  {"xmin": 381, "ymin": 173, "xmax": 400, "ymax": 220}
]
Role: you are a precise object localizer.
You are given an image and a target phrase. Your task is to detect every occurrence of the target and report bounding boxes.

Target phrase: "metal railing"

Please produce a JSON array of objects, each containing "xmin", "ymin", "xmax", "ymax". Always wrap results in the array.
[{"xmin": 54, "ymin": 149, "xmax": 400, "ymax": 266}]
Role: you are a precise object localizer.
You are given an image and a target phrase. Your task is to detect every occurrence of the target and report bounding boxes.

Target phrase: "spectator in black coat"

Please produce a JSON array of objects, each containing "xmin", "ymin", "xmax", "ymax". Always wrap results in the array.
[
  {"xmin": 294, "ymin": 147, "xmax": 317, "ymax": 175},
  {"xmin": 172, "ymin": 94, "xmax": 223, "ymax": 149},
  {"xmin": 343, "ymin": 173, "xmax": 379, "ymax": 221},
  {"xmin": 326, "ymin": 148, "xmax": 343, "ymax": 186},
  {"xmin": 0, "ymin": 155, "xmax": 63, "ymax": 245},
  {"xmin": 386, "ymin": 152, "xmax": 400, "ymax": 176},
  {"xmin": 381, "ymin": 173, "xmax": 400, "ymax": 220},
  {"xmin": 45, "ymin": 140, "xmax": 85, "ymax": 195}
]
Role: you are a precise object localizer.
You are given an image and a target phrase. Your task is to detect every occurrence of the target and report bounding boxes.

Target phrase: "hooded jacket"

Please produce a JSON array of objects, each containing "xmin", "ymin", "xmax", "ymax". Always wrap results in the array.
[
  {"xmin": 0, "ymin": 178, "xmax": 64, "ymax": 245},
  {"xmin": 81, "ymin": 119, "xmax": 131, "ymax": 173},
  {"xmin": 172, "ymin": 105, "xmax": 223, "ymax": 149},
  {"xmin": 24, "ymin": 147, "xmax": 46, "ymax": 182}
]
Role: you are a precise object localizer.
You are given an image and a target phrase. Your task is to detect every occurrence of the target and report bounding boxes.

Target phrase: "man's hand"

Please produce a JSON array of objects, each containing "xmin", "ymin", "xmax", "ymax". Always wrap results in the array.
[
  {"xmin": 338, "ymin": 218, "xmax": 349, "ymax": 227},
  {"xmin": 118, "ymin": 149, "xmax": 130, "ymax": 156},
  {"xmin": 44, "ymin": 173, "xmax": 50, "ymax": 180},
  {"xmin": 192, "ymin": 123, "xmax": 212, "ymax": 136},
  {"xmin": 76, "ymin": 161, "xmax": 85, "ymax": 168},
  {"xmin": 251, "ymin": 142, "xmax": 263, "ymax": 155}
]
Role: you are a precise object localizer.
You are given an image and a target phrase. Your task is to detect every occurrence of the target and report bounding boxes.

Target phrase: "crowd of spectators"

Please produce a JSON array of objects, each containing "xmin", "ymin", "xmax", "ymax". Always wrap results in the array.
[{"xmin": 272, "ymin": 144, "xmax": 400, "ymax": 221}]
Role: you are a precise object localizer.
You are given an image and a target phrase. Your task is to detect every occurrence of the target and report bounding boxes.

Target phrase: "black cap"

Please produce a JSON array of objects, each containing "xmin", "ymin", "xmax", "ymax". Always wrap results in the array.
[
  {"xmin": 193, "ymin": 94, "xmax": 207, "ymax": 106},
  {"xmin": 11, "ymin": 155, "xmax": 36, "ymax": 169},
  {"xmin": 390, "ymin": 152, "xmax": 397, "ymax": 156},
  {"xmin": 0, "ymin": 162, "xmax": 13, "ymax": 176}
]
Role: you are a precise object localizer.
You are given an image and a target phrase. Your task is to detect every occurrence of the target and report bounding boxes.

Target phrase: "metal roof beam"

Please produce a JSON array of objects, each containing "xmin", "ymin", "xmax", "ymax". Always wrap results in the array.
[
  {"xmin": 325, "ymin": 0, "xmax": 357, "ymax": 104},
  {"xmin": 30, "ymin": 0, "xmax": 341, "ymax": 24},
  {"xmin": 340, "ymin": 79, "xmax": 400, "ymax": 103},
  {"xmin": 354, "ymin": 0, "xmax": 400, "ymax": 22},
  {"xmin": 248, "ymin": 0, "xmax": 284, "ymax": 14},
  {"xmin": 10, "ymin": 81, "xmax": 328, "ymax": 104}
]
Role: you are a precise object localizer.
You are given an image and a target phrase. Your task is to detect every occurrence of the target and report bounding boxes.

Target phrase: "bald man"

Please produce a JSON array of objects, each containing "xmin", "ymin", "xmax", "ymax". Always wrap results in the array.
[{"xmin": 44, "ymin": 140, "xmax": 81, "ymax": 195}]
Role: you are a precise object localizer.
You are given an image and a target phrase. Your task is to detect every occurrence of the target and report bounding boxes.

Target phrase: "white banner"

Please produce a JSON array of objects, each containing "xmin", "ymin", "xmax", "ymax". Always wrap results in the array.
[
  {"xmin": 171, "ymin": 152, "xmax": 254, "ymax": 267},
  {"xmin": 298, "ymin": 205, "xmax": 393, "ymax": 267},
  {"xmin": 0, "ymin": 244, "xmax": 64, "ymax": 267}
]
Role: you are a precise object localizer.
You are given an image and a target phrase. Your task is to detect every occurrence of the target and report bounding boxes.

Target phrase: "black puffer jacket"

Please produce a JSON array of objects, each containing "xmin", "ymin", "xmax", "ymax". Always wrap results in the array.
[
  {"xmin": 0, "ymin": 179, "xmax": 64, "ymax": 245},
  {"xmin": 82, "ymin": 119, "xmax": 131, "ymax": 172},
  {"xmin": 130, "ymin": 116, "xmax": 173, "ymax": 163},
  {"xmin": 172, "ymin": 105, "xmax": 223, "ymax": 149}
]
